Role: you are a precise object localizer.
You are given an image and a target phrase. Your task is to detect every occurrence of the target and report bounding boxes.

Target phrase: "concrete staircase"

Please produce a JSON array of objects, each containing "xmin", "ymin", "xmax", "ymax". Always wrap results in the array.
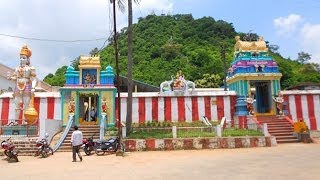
[
  {"xmin": 0, "ymin": 136, "xmax": 38, "ymax": 156},
  {"xmin": 55, "ymin": 125, "xmax": 100, "ymax": 152},
  {"xmin": 257, "ymin": 115, "xmax": 299, "ymax": 143},
  {"xmin": 0, "ymin": 125, "xmax": 101, "ymax": 156}
]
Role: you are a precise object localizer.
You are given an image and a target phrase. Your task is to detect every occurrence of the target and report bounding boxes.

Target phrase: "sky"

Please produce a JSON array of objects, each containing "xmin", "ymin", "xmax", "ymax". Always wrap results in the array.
[{"xmin": 0, "ymin": 0, "xmax": 319, "ymax": 80}]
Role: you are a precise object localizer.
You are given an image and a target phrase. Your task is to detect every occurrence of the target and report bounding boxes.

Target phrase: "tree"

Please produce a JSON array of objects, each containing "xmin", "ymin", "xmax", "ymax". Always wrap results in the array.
[
  {"xmin": 126, "ymin": 0, "xmax": 134, "ymax": 135},
  {"xmin": 89, "ymin": 47, "xmax": 99, "ymax": 56},
  {"xmin": 268, "ymin": 44, "xmax": 280, "ymax": 54},
  {"xmin": 126, "ymin": 0, "xmax": 140, "ymax": 135},
  {"xmin": 195, "ymin": 73, "xmax": 221, "ymax": 88},
  {"xmin": 111, "ymin": 0, "xmax": 140, "ymax": 135},
  {"xmin": 296, "ymin": 51, "xmax": 311, "ymax": 64},
  {"xmin": 242, "ymin": 31, "xmax": 258, "ymax": 41},
  {"xmin": 43, "ymin": 14, "xmax": 319, "ymax": 91},
  {"xmin": 161, "ymin": 38, "xmax": 183, "ymax": 60},
  {"xmin": 43, "ymin": 66, "xmax": 67, "ymax": 86},
  {"xmin": 310, "ymin": 62, "xmax": 320, "ymax": 72}
]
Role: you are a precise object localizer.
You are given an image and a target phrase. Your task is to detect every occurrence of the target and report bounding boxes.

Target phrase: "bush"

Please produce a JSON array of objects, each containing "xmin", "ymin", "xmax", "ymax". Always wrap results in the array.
[{"xmin": 294, "ymin": 120, "xmax": 309, "ymax": 133}]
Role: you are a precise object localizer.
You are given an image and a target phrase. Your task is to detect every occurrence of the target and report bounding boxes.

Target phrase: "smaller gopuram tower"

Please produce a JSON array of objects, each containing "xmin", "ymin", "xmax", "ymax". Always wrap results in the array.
[
  {"xmin": 60, "ymin": 55, "xmax": 116, "ymax": 127},
  {"xmin": 227, "ymin": 36, "xmax": 282, "ymax": 117}
]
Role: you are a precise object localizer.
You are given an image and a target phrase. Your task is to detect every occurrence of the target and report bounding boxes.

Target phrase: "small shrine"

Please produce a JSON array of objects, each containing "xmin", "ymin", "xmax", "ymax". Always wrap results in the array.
[
  {"xmin": 60, "ymin": 55, "xmax": 116, "ymax": 127},
  {"xmin": 160, "ymin": 70, "xmax": 195, "ymax": 96},
  {"xmin": 227, "ymin": 36, "xmax": 282, "ymax": 116}
]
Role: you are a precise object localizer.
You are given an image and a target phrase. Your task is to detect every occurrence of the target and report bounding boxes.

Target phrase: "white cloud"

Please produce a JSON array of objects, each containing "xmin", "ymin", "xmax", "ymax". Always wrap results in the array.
[
  {"xmin": 300, "ymin": 23, "xmax": 320, "ymax": 64},
  {"xmin": 134, "ymin": 0, "xmax": 173, "ymax": 15},
  {"xmin": 273, "ymin": 14, "xmax": 303, "ymax": 36},
  {"xmin": 0, "ymin": 0, "xmax": 174, "ymax": 80}
]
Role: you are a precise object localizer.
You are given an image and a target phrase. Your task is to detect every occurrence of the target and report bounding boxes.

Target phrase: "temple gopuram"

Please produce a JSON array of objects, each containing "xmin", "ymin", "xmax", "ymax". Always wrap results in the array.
[
  {"xmin": 61, "ymin": 55, "xmax": 116, "ymax": 127},
  {"xmin": 227, "ymin": 36, "xmax": 282, "ymax": 117}
]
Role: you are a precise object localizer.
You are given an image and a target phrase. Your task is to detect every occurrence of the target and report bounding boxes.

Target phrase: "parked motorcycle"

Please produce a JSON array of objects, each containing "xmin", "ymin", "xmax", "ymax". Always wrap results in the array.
[
  {"xmin": 1, "ymin": 137, "xmax": 19, "ymax": 162},
  {"xmin": 82, "ymin": 134, "xmax": 96, "ymax": 155},
  {"xmin": 94, "ymin": 136, "xmax": 125, "ymax": 156},
  {"xmin": 34, "ymin": 134, "xmax": 54, "ymax": 158}
]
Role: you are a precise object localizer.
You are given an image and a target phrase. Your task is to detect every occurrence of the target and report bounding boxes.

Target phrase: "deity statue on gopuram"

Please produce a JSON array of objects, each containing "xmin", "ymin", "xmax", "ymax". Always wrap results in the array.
[{"xmin": 7, "ymin": 45, "xmax": 37, "ymax": 125}]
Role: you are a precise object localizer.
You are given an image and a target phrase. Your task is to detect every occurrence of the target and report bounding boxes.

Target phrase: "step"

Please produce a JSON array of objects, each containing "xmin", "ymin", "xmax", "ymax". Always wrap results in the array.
[
  {"xmin": 267, "ymin": 124, "xmax": 292, "ymax": 128},
  {"xmin": 274, "ymin": 136, "xmax": 298, "ymax": 140},
  {"xmin": 270, "ymin": 132, "xmax": 294, "ymax": 136},
  {"xmin": 261, "ymin": 121, "xmax": 290, "ymax": 123},
  {"xmin": 276, "ymin": 139, "xmax": 300, "ymax": 143},
  {"xmin": 268, "ymin": 126, "xmax": 293, "ymax": 130},
  {"xmin": 257, "ymin": 118, "xmax": 287, "ymax": 121},
  {"xmin": 269, "ymin": 130, "xmax": 294, "ymax": 134},
  {"xmin": 256, "ymin": 116, "xmax": 300, "ymax": 144},
  {"xmin": 55, "ymin": 125, "xmax": 101, "ymax": 152},
  {"xmin": 268, "ymin": 127, "xmax": 293, "ymax": 131},
  {"xmin": 268, "ymin": 129, "xmax": 293, "ymax": 133}
]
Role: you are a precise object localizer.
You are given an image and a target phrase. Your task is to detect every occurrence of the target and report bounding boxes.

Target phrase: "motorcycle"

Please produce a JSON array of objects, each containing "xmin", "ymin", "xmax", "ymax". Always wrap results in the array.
[
  {"xmin": 34, "ymin": 134, "xmax": 54, "ymax": 158},
  {"xmin": 94, "ymin": 136, "xmax": 125, "ymax": 156},
  {"xmin": 82, "ymin": 134, "xmax": 96, "ymax": 155},
  {"xmin": 1, "ymin": 137, "xmax": 19, "ymax": 162}
]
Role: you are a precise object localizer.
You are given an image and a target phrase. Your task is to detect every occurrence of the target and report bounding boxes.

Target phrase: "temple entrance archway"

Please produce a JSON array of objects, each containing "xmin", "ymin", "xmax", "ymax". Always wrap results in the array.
[
  {"xmin": 79, "ymin": 93, "xmax": 99, "ymax": 125},
  {"xmin": 251, "ymin": 81, "xmax": 272, "ymax": 114}
]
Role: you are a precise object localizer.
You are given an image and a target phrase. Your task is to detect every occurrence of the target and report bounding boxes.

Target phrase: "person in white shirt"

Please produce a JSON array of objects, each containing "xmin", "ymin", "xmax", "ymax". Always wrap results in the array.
[{"xmin": 71, "ymin": 125, "xmax": 83, "ymax": 162}]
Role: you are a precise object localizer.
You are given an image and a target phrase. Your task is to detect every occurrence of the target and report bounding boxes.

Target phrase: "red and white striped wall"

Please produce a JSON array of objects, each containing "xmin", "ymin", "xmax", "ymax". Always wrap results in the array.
[
  {"xmin": 282, "ymin": 90, "xmax": 320, "ymax": 130},
  {"xmin": 117, "ymin": 92, "xmax": 237, "ymax": 123},
  {"xmin": 0, "ymin": 92, "xmax": 61, "ymax": 125},
  {"xmin": 1, "ymin": 90, "xmax": 320, "ymax": 131}
]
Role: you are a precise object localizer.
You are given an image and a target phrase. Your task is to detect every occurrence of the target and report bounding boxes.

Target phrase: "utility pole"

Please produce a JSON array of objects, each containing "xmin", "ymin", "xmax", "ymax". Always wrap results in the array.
[
  {"xmin": 221, "ymin": 45, "xmax": 227, "ymax": 91},
  {"xmin": 112, "ymin": 0, "xmax": 123, "ymax": 155}
]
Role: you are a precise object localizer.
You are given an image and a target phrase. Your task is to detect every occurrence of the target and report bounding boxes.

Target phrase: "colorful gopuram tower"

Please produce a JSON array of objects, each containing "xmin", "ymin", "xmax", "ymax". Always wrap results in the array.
[
  {"xmin": 227, "ymin": 36, "xmax": 282, "ymax": 118},
  {"xmin": 60, "ymin": 55, "xmax": 116, "ymax": 127}
]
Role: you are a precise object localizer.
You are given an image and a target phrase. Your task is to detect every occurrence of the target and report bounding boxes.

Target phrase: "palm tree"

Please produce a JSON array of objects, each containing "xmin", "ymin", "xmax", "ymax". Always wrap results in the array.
[
  {"xmin": 126, "ymin": 0, "xmax": 140, "ymax": 135},
  {"xmin": 126, "ymin": 0, "xmax": 134, "ymax": 135},
  {"xmin": 111, "ymin": 0, "xmax": 139, "ymax": 135}
]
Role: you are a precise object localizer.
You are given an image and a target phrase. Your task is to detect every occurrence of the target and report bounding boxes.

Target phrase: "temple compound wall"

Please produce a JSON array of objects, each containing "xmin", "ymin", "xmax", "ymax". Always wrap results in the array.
[{"xmin": 1, "ymin": 90, "xmax": 319, "ymax": 131}]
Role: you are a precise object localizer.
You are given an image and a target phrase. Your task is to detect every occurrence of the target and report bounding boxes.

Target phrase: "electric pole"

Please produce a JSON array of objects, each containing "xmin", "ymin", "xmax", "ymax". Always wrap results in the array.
[{"xmin": 112, "ymin": 0, "xmax": 122, "ymax": 155}]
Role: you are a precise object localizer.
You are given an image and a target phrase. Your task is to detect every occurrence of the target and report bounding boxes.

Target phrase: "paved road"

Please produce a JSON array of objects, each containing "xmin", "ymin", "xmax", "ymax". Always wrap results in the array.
[{"xmin": 0, "ymin": 143, "xmax": 319, "ymax": 180}]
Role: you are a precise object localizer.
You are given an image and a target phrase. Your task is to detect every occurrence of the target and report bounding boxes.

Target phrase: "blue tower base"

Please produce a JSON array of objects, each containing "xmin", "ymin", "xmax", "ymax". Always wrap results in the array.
[{"xmin": 235, "ymin": 96, "xmax": 249, "ymax": 116}]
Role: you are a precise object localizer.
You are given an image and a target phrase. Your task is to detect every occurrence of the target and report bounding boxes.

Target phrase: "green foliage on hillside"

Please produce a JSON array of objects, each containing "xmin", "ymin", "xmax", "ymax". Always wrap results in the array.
[
  {"xmin": 269, "ymin": 51, "xmax": 320, "ymax": 88},
  {"xmin": 43, "ymin": 66, "xmax": 67, "ymax": 87},
  {"xmin": 44, "ymin": 14, "xmax": 320, "ymax": 89},
  {"xmin": 99, "ymin": 14, "xmax": 236, "ymax": 87}
]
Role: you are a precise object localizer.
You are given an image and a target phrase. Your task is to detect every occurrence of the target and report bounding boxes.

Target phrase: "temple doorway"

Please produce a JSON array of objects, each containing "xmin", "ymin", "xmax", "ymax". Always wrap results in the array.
[
  {"xmin": 251, "ymin": 81, "xmax": 272, "ymax": 114},
  {"xmin": 79, "ymin": 93, "xmax": 99, "ymax": 125}
]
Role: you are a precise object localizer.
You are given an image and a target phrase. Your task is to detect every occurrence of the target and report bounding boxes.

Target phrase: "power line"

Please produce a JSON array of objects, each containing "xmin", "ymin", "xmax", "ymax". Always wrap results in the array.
[
  {"xmin": 99, "ymin": 32, "xmax": 114, "ymax": 51},
  {"xmin": 0, "ymin": 33, "xmax": 107, "ymax": 43}
]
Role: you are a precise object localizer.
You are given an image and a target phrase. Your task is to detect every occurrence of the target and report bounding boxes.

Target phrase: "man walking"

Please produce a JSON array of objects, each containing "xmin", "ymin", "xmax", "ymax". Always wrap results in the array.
[{"xmin": 71, "ymin": 125, "xmax": 83, "ymax": 162}]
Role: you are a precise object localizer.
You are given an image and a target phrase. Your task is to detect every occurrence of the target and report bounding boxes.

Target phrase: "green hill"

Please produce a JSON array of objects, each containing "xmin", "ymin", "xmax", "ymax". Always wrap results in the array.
[{"xmin": 44, "ymin": 14, "xmax": 320, "ymax": 89}]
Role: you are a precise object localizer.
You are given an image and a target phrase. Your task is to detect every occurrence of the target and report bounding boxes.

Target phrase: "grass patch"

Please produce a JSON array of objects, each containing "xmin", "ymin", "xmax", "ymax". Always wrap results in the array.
[
  {"xmin": 126, "ymin": 127, "xmax": 262, "ymax": 139},
  {"xmin": 222, "ymin": 128, "xmax": 263, "ymax": 137},
  {"xmin": 177, "ymin": 130, "xmax": 216, "ymax": 138},
  {"xmin": 127, "ymin": 129, "xmax": 172, "ymax": 139}
]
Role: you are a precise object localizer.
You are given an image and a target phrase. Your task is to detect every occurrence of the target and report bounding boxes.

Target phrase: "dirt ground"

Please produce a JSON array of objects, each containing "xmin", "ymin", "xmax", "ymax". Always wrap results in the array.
[{"xmin": 1, "ymin": 143, "xmax": 320, "ymax": 180}]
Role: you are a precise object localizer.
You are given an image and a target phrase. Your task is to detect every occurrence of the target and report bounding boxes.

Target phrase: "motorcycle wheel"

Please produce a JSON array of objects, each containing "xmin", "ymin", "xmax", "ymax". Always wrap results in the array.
[
  {"xmin": 41, "ymin": 151, "xmax": 48, "ymax": 158},
  {"xmin": 83, "ymin": 147, "xmax": 91, "ymax": 155},
  {"xmin": 48, "ymin": 147, "xmax": 54, "ymax": 155},
  {"xmin": 4, "ymin": 150, "xmax": 9, "ymax": 157},
  {"xmin": 95, "ymin": 146, "xmax": 105, "ymax": 156},
  {"xmin": 13, "ymin": 155, "xmax": 19, "ymax": 162}
]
